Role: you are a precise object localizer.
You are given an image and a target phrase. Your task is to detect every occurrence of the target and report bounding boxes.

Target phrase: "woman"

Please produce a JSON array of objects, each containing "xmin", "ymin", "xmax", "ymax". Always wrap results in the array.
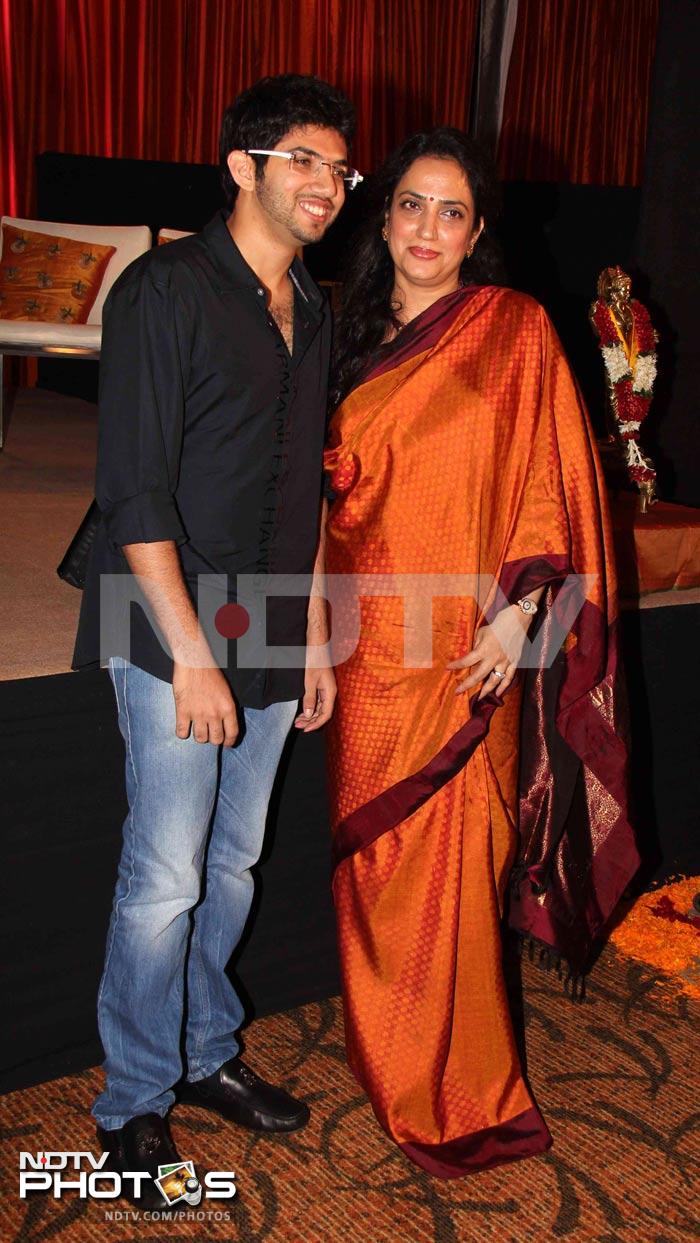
[{"xmin": 323, "ymin": 129, "xmax": 638, "ymax": 1178}]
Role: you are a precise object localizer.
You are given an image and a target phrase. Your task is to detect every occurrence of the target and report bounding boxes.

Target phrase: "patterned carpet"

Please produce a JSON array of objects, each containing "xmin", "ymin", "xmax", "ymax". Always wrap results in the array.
[{"xmin": 2, "ymin": 940, "xmax": 698, "ymax": 1243}]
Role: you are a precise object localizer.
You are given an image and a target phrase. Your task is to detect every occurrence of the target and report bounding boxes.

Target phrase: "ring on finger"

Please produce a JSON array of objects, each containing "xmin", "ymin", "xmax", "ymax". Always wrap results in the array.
[{"xmin": 492, "ymin": 668, "xmax": 506, "ymax": 680}]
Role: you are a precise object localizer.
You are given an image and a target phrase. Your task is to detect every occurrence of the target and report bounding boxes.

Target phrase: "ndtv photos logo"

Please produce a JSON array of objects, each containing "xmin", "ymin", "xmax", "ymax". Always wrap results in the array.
[{"xmin": 19, "ymin": 1151, "xmax": 236, "ymax": 1205}]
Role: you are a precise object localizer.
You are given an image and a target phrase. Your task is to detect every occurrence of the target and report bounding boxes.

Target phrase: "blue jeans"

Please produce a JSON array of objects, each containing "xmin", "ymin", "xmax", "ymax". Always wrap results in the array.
[{"xmin": 92, "ymin": 658, "xmax": 297, "ymax": 1130}]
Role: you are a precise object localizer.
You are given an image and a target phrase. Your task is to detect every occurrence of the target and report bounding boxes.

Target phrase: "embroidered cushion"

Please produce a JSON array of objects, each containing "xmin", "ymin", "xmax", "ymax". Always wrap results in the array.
[{"xmin": 0, "ymin": 224, "xmax": 115, "ymax": 323}]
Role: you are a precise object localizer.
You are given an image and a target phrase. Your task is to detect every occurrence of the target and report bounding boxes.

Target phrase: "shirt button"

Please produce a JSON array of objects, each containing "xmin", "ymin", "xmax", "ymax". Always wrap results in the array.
[{"xmin": 257, "ymin": 287, "xmax": 264, "ymax": 296}]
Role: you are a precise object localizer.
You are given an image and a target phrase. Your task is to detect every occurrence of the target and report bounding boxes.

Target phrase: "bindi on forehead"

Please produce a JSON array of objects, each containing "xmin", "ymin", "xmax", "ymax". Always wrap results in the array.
[{"xmin": 399, "ymin": 189, "xmax": 468, "ymax": 207}]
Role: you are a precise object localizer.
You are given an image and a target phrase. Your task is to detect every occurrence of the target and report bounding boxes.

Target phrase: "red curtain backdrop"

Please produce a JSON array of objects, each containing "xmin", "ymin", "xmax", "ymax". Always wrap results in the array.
[
  {"xmin": 1, "ymin": 0, "xmax": 190, "ymax": 218},
  {"xmin": 498, "ymin": 0, "xmax": 660, "ymax": 185},
  {"xmin": 0, "ymin": 0, "xmax": 478, "ymax": 219},
  {"xmin": 0, "ymin": 0, "xmax": 663, "ymax": 220},
  {"xmin": 184, "ymin": 0, "xmax": 479, "ymax": 180}
]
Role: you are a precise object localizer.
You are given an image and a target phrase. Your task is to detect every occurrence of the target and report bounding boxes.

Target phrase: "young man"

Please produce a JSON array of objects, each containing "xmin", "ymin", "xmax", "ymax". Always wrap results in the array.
[{"xmin": 72, "ymin": 74, "xmax": 358, "ymax": 1206}]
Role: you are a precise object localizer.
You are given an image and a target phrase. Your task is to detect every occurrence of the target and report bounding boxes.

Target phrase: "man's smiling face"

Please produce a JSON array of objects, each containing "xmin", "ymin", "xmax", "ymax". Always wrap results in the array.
[{"xmin": 253, "ymin": 125, "xmax": 348, "ymax": 245}]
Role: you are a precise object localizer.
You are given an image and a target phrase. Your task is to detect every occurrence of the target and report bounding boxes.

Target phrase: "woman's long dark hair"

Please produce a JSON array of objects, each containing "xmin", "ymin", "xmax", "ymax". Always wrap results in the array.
[{"xmin": 330, "ymin": 128, "xmax": 505, "ymax": 408}]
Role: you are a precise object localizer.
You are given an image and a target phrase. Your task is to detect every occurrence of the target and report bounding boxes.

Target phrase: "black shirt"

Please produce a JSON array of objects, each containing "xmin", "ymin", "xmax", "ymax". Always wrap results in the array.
[{"xmin": 72, "ymin": 211, "xmax": 330, "ymax": 708}]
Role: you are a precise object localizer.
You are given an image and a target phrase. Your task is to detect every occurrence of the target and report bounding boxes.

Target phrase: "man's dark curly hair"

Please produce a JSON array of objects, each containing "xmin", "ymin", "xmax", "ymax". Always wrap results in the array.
[{"xmin": 219, "ymin": 74, "xmax": 356, "ymax": 210}]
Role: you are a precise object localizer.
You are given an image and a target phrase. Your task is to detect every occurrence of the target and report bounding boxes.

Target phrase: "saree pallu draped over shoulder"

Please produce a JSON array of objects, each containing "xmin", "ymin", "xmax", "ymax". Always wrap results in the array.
[{"xmin": 323, "ymin": 286, "xmax": 638, "ymax": 1178}]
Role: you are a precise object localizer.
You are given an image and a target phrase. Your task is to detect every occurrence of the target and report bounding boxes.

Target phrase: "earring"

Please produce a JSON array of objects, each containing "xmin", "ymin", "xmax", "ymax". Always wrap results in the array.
[{"xmin": 381, "ymin": 227, "xmax": 389, "ymax": 242}]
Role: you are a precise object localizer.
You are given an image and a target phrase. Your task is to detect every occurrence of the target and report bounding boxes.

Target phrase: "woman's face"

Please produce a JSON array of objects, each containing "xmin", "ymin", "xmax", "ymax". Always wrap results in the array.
[{"xmin": 385, "ymin": 156, "xmax": 484, "ymax": 294}]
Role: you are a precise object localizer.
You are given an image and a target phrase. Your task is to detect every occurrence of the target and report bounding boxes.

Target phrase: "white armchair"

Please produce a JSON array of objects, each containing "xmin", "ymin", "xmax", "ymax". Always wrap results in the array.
[
  {"xmin": 0, "ymin": 218, "xmax": 152, "ymax": 448},
  {"xmin": 156, "ymin": 228, "xmax": 193, "ymax": 243}
]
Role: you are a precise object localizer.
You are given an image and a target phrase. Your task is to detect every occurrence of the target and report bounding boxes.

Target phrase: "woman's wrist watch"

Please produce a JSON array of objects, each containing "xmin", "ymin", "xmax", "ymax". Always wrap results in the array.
[{"xmin": 516, "ymin": 597, "xmax": 538, "ymax": 616}]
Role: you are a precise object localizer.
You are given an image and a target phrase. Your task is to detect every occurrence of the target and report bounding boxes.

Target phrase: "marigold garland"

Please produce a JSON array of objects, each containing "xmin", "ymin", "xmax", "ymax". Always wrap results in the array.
[{"xmin": 610, "ymin": 876, "xmax": 700, "ymax": 1007}]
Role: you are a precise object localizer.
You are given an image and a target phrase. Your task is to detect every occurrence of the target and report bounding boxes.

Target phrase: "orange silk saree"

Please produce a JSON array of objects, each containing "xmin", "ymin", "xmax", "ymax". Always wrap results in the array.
[{"xmin": 323, "ymin": 286, "xmax": 638, "ymax": 1178}]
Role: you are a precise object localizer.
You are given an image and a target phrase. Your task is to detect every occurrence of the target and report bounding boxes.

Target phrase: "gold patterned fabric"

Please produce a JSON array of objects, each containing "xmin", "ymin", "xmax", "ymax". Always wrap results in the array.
[{"xmin": 0, "ymin": 224, "xmax": 115, "ymax": 323}]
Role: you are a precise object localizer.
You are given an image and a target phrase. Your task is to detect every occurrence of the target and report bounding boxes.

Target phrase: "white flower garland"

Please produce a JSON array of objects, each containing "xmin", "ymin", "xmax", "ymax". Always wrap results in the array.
[
  {"xmin": 632, "ymin": 353, "xmax": 657, "ymax": 394},
  {"xmin": 601, "ymin": 344, "xmax": 631, "ymax": 384}
]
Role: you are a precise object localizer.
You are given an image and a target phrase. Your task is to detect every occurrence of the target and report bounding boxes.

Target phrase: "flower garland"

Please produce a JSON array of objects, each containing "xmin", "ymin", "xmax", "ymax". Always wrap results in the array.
[
  {"xmin": 590, "ymin": 297, "xmax": 658, "ymax": 488},
  {"xmin": 609, "ymin": 875, "xmax": 700, "ymax": 1008}
]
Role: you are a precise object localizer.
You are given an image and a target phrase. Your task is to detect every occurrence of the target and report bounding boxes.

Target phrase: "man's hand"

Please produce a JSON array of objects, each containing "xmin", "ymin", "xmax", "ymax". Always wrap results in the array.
[
  {"xmin": 296, "ymin": 498, "xmax": 336, "ymax": 732},
  {"xmin": 294, "ymin": 665, "xmax": 336, "ymax": 732},
  {"xmin": 173, "ymin": 663, "xmax": 239, "ymax": 745},
  {"xmin": 121, "ymin": 542, "xmax": 239, "ymax": 745}
]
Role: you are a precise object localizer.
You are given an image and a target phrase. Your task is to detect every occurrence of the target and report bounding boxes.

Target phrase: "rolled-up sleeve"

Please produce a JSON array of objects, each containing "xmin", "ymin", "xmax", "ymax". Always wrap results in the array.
[{"xmin": 96, "ymin": 260, "xmax": 189, "ymax": 549}]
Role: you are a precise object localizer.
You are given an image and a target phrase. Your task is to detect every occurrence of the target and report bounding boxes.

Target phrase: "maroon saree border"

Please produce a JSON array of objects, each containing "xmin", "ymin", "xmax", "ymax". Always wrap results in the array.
[
  {"xmin": 331, "ymin": 691, "xmax": 503, "ymax": 870},
  {"xmin": 400, "ymin": 1106, "xmax": 553, "ymax": 1178},
  {"xmin": 488, "ymin": 553, "xmax": 570, "ymax": 613},
  {"xmin": 358, "ymin": 285, "xmax": 483, "ymax": 389}
]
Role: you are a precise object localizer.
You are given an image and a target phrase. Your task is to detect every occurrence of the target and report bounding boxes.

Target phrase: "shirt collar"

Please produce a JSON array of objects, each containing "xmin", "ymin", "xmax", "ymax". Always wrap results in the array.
[{"xmin": 202, "ymin": 210, "xmax": 325, "ymax": 320}]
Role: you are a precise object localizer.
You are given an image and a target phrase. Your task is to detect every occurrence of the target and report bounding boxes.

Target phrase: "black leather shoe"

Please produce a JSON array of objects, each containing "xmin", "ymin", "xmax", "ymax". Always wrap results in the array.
[
  {"xmin": 179, "ymin": 1057, "xmax": 310, "ymax": 1132},
  {"xmin": 96, "ymin": 1113, "xmax": 191, "ymax": 1210}
]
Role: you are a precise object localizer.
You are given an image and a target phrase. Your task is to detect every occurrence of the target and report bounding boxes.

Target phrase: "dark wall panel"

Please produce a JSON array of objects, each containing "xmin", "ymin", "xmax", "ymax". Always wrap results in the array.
[
  {"xmin": 1, "ymin": 670, "xmax": 339, "ymax": 1094},
  {"xmin": 634, "ymin": 0, "xmax": 700, "ymax": 507}
]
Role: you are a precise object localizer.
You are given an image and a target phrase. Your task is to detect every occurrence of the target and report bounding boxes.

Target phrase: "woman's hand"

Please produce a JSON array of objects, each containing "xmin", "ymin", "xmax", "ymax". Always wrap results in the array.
[{"xmin": 446, "ymin": 604, "xmax": 535, "ymax": 699}]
